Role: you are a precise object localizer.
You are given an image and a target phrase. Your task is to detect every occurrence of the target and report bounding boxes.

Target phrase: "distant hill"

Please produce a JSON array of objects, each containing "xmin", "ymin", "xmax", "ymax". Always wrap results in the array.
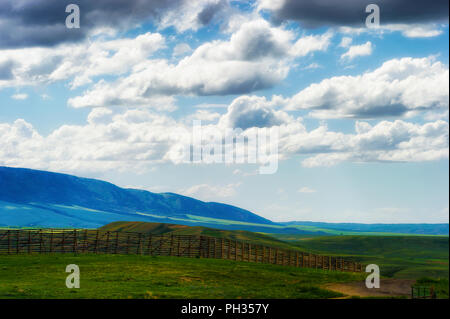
[
  {"xmin": 0, "ymin": 166, "xmax": 272, "ymax": 227},
  {"xmin": 281, "ymin": 221, "xmax": 449, "ymax": 236},
  {"xmin": 100, "ymin": 221, "xmax": 295, "ymax": 249}
]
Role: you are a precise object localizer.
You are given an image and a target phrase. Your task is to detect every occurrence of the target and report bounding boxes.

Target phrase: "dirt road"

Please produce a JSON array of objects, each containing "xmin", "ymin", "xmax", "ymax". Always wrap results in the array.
[{"xmin": 325, "ymin": 279, "xmax": 416, "ymax": 298}]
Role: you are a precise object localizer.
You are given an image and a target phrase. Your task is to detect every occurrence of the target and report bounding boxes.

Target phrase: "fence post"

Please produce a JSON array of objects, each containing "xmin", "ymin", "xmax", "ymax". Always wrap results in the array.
[
  {"xmin": 148, "ymin": 235, "xmax": 153, "ymax": 255},
  {"xmin": 159, "ymin": 235, "xmax": 164, "ymax": 256},
  {"xmin": 50, "ymin": 230, "xmax": 54, "ymax": 253},
  {"xmin": 126, "ymin": 234, "xmax": 130, "ymax": 255},
  {"xmin": 83, "ymin": 230, "xmax": 88, "ymax": 253},
  {"xmin": 7, "ymin": 230, "xmax": 10, "ymax": 254},
  {"xmin": 27, "ymin": 231, "xmax": 31, "ymax": 254},
  {"xmin": 227, "ymin": 239, "xmax": 231, "ymax": 260},
  {"xmin": 61, "ymin": 231, "xmax": 65, "ymax": 253},
  {"xmin": 199, "ymin": 236, "xmax": 203, "ymax": 258},
  {"xmin": 105, "ymin": 231, "xmax": 110, "ymax": 254},
  {"xmin": 16, "ymin": 230, "xmax": 20, "ymax": 254},
  {"xmin": 169, "ymin": 235, "xmax": 174, "ymax": 256},
  {"xmin": 186, "ymin": 236, "xmax": 191, "ymax": 257},
  {"xmin": 39, "ymin": 230, "xmax": 43, "ymax": 254},
  {"xmin": 73, "ymin": 229, "xmax": 77, "ymax": 253},
  {"xmin": 248, "ymin": 243, "xmax": 251, "ymax": 262},
  {"xmin": 138, "ymin": 233, "xmax": 142, "ymax": 255},
  {"xmin": 115, "ymin": 231, "xmax": 119, "ymax": 254},
  {"xmin": 94, "ymin": 230, "xmax": 99, "ymax": 254},
  {"xmin": 198, "ymin": 236, "xmax": 203, "ymax": 257},
  {"xmin": 177, "ymin": 236, "xmax": 181, "ymax": 257},
  {"xmin": 296, "ymin": 252, "xmax": 299, "ymax": 267},
  {"xmin": 262, "ymin": 246, "xmax": 266, "ymax": 263}
]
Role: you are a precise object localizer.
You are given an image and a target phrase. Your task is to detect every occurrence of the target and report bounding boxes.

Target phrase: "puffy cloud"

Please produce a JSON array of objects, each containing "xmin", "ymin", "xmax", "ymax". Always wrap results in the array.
[
  {"xmin": 0, "ymin": 0, "xmax": 228, "ymax": 48},
  {"xmin": 188, "ymin": 110, "xmax": 221, "ymax": 122},
  {"xmin": 219, "ymin": 95, "xmax": 292, "ymax": 129},
  {"xmin": 68, "ymin": 78, "xmax": 177, "ymax": 111},
  {"xmin": 382, "ymin": 24, "xmax": 444, "ymax": 38},
  {"xmin": 0, "ymin": 32, "xmax": 166, "ymax": 89},
  {"xmin": 341, "ymin": 41, "xmax": 372, "ymax": 60},
  {"xmin": 0, "ymin": 110, "xmax": 178, "ymax": 174},
  {"xmin": 258, "ymin": 0, "xmax": 449, "ymax": 28},
  {"xmin": 289, "ymin": 31, "xmax": 333, "ymax": 57},
  {"xmin": 68, "ymin": 20, "xmax": 332, "ymax": 106},
  {"xmin": 87, "ymin": 108, "xmax": 114, "ymax": 125},
  {"xmin": 298, "ymin": 120, "xmax": 449, "ymax": 167},
  {"xmin": 1, "ymin": 102, "xmax": 447, "ymax": 175},
  {"xmin": 11, "ymin": 93, "xmax": 28, "ymax": 100},
  {"xmin": 179, "ymin": 183, "xmax": 241, "ymax": 201},
  {"xmin": 339, "ymin": 37, "xmax": 352, "ymax": 48},
  {"xmin": 339, "ymin": 23, "xmax": 445, "ymax": 39},
  {"xmin": 286, "ymin": 56, "xmax": 449, "ymax": 119},
  {"xmin": 172, "ymin": 43, "xmax": 193, "ymax": 57},
  {"xmin": 298, "ymin": 186, "xmax": 316, "ymax": 193}
]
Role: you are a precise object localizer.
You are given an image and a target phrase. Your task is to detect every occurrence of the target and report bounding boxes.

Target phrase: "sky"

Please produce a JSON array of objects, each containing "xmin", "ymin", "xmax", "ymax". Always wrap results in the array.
[{"xmin": 0, "ymin": 0, "xmax": 448, "ymax": 223}]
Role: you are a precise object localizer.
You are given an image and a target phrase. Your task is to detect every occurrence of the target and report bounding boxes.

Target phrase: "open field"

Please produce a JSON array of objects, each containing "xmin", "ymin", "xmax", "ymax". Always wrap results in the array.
[
  {"xmin": 0, "ymin": 223, "xmax": 447, "ymax": 299},
  {"xmin": 0, "ymin": 254, "xmax": 366, "ymax": 299}
]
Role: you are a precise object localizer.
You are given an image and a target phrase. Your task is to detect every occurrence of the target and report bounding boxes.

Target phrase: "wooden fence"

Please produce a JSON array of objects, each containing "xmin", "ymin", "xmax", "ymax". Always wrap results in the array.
[
  {"xmin": 0, "ymin": 229, "xmax": 363, "ymax": 272},
  {"xmin": 411, "ymin": 286, "xmax": 436, "ymax": 299}
]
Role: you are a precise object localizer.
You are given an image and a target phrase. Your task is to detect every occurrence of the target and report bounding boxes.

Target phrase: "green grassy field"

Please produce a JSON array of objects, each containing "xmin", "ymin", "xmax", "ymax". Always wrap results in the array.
[
  {"xmin": 0, "ymin": 254, "xmax": 365, "ymax": 299},
  {"xmin": 1, "ymin": 223, "xmax": 447, "ymax": 299}
]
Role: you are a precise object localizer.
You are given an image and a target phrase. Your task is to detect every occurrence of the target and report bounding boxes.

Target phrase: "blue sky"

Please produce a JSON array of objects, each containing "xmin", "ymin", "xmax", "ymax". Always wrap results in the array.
[{"xmin": 0, "ymin": 0, "xmax": 448, "ymax": 223}]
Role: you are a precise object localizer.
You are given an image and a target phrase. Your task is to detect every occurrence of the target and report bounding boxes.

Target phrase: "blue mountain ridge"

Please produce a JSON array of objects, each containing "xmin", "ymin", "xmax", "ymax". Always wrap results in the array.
[
  {"xmin": 0, "ymin": 166, "xmax": 273, "ymax": 228},
  {"xmin": 0, "ymin": 166, "xmax": 448, "ymax": 235}
]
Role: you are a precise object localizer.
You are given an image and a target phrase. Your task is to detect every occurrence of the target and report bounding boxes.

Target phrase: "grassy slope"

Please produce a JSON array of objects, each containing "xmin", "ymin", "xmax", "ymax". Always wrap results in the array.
[
  {"xmin": 284, "ymin": 235, "xmax": 449, "ymax": 280},
  {"xmin": 100, "ymin": 221, "xmax": 296, "ymax": 250},
  {"xmin": 0, "ymin": 254, "xmax": 365, "ymax": 299}
]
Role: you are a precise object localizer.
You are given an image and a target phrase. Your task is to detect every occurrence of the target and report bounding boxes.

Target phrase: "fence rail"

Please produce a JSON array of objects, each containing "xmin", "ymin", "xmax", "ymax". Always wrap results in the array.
[{"xmin": 0, "ymin": 229, "xmax": 363, "ymax": 272}]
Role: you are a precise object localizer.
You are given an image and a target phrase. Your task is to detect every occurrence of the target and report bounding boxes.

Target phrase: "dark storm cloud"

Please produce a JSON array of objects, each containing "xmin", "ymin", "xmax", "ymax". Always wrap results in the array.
[
  {"xmin": 0, "ymin": 0, "xmax": 191, "ymax": 48},
  {"xmin": 266, "ymin": 0, "xmax": 449, "ymax": 27},
  {"xmin": 197, "ymin": 0, "xmax": 226, "ymax": 26}
]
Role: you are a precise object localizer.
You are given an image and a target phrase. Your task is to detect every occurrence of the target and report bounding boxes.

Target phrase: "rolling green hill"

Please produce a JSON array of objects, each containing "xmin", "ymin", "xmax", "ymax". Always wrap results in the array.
[{"xmin": 100, "ymin": 221, "xmax": 296, "ymax": 250}]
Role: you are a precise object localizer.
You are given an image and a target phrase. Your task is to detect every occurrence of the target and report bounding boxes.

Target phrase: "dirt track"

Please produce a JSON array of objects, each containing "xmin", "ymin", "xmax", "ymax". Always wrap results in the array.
[{"xmin": 325, "ymin": 279, "xmax": 416, "ymax": 298}]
